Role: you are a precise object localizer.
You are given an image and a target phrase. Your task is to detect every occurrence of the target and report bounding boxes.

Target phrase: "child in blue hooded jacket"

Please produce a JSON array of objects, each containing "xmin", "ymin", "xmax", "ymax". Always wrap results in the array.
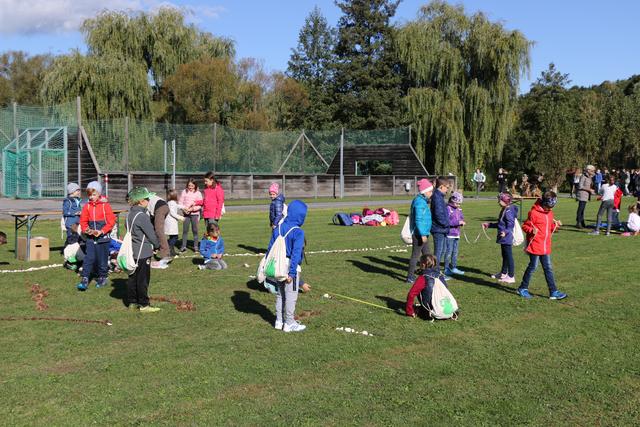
[
  {"xmin": 198, "ymin": 223, "xmax": 227, "ymax": 270},
  {"xmin": 266, "ymin": 200, "xmax": 307, "ymax": 332}
]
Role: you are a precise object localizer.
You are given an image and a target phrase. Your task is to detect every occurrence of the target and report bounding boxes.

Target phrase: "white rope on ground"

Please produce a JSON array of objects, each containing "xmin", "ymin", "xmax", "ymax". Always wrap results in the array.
[{"xmin": 0, "ymin": 245, "xmax": 410, "ymax": 274}]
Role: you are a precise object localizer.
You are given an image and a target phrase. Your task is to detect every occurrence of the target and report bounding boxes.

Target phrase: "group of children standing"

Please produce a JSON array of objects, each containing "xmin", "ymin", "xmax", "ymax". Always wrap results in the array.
[{"xmin": 406, "ymin": 181, "xmax": 568, "ymax": 318}]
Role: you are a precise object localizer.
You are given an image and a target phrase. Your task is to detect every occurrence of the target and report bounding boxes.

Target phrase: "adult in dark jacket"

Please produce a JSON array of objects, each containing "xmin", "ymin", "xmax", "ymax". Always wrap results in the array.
[
  {"xmin": 430, "ymin": 179, "xmax": 451, "ymax": 271},
  {"xmin": 126, "ymin": 187, "xmax": 161, "ymax": 312}
]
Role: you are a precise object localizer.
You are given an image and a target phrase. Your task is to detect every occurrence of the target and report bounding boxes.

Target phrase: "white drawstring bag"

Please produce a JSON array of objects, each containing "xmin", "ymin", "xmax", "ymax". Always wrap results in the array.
[
  {"xmin": 400, "ymin": 216, "xmax": 413, "ymax": 244},
  {"xmin": 264, "ymin": 225, "xmax": 299, "ymax": 282},
  {"xmin": 427, "ymin": 276, "xmax": 459, "ymax": 320},
  {"xmin": 512, "ymin": 219, "xmax": 524, "ymax": 246},
  {"xmin": 117, "ymin": 212, "xmax": 145, "ymax": 275}
]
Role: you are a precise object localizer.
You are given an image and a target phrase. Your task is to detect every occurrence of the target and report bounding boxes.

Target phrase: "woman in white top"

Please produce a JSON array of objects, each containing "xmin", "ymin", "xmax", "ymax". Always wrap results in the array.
[
  {"xmin": 590, "ymin": 175, "xmax": 619, "ymax": 236},
  {"xmin": 472, "ymin": 168, "xmax": 486, "ymax": 196}
]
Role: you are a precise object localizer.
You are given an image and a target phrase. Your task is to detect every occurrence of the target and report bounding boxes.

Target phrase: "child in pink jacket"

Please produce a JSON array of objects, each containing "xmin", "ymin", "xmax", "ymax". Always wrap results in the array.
[{"xmin": 194, "ymin": 171, "xmax": 225, "ymax": 228}]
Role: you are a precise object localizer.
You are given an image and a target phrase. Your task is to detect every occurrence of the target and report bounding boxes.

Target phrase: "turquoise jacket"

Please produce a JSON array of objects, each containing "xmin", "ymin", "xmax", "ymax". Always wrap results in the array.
[{"xmin": 410, "ymin": 194, "xmax": 432, "ymax": 238}]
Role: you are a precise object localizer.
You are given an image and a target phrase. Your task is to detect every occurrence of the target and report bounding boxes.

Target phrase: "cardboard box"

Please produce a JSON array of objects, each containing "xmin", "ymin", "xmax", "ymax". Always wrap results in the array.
[{"xmin": 17, "ymin": 236, "xmax": 50, "ymax": 261}]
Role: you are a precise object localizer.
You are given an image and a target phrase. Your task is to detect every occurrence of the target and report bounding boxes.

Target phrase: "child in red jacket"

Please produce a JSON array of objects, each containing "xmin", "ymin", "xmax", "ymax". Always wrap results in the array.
[
  {"xmin": 516, "ymin": 191, "xmax": 567, "ymax": 300},
  {"xmin": 406, "ymin": 254, "xmax": 449, "ymax": 317},
  {"xmin": 77, "ymin": 181, "xmax": 116, "ymax": 291}
]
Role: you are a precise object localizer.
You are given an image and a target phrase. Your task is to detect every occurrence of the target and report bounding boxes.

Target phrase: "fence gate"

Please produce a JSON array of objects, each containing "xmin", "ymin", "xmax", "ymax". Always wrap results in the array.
[{"xmin": 2, "ymin": 127, "xmax": 68, "ymax": 198}]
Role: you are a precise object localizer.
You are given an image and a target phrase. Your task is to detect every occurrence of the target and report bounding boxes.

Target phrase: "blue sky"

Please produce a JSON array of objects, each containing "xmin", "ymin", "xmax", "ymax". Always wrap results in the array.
[{"xmin": 1, "ymin": 0, "xmax": 638, "ymax": 92}]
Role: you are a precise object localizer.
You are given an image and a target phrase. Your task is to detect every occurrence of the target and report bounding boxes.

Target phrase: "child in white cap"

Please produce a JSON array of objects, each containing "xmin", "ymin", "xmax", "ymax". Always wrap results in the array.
[{"xmin": 62, "ymin": 182, "xmax": 82, "ymax": 241}]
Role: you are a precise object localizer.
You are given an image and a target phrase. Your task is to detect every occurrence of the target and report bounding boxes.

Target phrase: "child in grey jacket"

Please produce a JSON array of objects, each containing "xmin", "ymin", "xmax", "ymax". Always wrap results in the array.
[{"xmin": 126, "ymin": 187, "xmax": 161, "ymax": 313}]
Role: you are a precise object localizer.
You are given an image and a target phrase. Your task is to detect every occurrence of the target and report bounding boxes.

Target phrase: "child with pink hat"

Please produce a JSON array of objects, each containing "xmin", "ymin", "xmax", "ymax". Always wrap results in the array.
[
  {"xmin": 269, "ymin": 182, "xmax": 286, "ymax": 229},
  {"xmin": 406, "ymin": 178, "xmax": 434, "ymax": 283}
]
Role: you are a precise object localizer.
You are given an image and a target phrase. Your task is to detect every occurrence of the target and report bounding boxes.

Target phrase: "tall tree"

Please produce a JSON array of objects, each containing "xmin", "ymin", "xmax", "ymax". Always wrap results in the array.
[
  {"xmin": 287, "ymin": 6, "xmax": 336, "ymax": 129},
  {"xmin": 333, "ymin": 0, "xmax": 405, "ymax": 129},
  {"xmin": 0, "ymin": 51, "xmax": 53, "ymax": 106},
  {"xmin": 396, "ymin": 1, "xmax": 530, "ymax": 180},
  {"xmin": 42, "ymin": 7, "xmax": 234, "ymax": 119}
]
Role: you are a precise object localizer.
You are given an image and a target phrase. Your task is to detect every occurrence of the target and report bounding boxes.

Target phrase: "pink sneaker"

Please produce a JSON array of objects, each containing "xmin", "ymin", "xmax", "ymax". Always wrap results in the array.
[
  {"xmin": 621, "ymin": 232, "xmax": 631, "ymax": 237},
  {"xmin": 491, "ymin": 272, "xmax": 506, "ymax": 280},
  {"xmin": 500, "ymin": 275, "xmax": 516, "ymax": 284}
]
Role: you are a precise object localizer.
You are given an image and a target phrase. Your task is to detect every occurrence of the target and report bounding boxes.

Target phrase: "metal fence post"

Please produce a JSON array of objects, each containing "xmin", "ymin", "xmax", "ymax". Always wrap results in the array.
[
  {"xmin": 282, "ymin": 174, "xmax": 286, "ymax": 196},
  {"xmin": 250, "ymin": 174, "xmax": 254, "ymax": 200},
  {"xmin": 392, "ymin": 175, "xmax": 396, "ymax": 196},
  {"xmin": 171, "ymin": 139, "xmax": 176, "ymax": 189},
  {"xmin": 340, "ymin": 127, "xmax": 344, "ymax": 199},
  {"xmin": 368, "ymin": 175, "xmax": 371, "ymax": 198},
  {"xmin": 125, "ymin": 116, "xmax": 131, "ymax": 192},
  {"xmin": 12, "ymin": 102, "xmax": 17, "ymax": 140},
  {"xmin": 213, "ymin": 123, "xmax": 217, "ymax": 173},
  {"xmin": 314, "ymin": 175, "xmax": 318, "ymax": 199},
  {"xmin": 163, "ymin": 139, "xmax": 167, "ymax": 172}
]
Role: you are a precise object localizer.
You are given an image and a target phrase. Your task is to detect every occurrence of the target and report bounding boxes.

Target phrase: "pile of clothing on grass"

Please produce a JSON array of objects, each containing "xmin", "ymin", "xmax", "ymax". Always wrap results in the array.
[{"xmin": 333, "ymin": 207, "xmax": 400, "ymax": 227}]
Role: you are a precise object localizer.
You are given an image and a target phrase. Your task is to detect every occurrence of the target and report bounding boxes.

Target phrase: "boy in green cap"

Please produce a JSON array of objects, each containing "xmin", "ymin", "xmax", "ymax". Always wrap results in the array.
[{"xmin": 126, "ymin": 187, "xmax": 161, "ymax": 312}]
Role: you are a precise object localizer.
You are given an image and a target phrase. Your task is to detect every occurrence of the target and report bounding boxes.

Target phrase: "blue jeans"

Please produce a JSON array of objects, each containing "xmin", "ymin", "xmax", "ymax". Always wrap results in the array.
[
  {"xmin": 443, "ymin": 237, "xmax": 459, "ymax": 271},
  {"xmin": 81, "ymin": 240, "xmax": 110, "ymax": 281},
  {"xmin": 432, "ymin": 233, "xmax": 447, "ymax": 270},
  {"xmin": 501, "ymin": 244, "xmax": 514, "ymax": 277},
  {"xmin": 167, "ymin": 235, "xmax": 178, "ymax": 255},
  {"xmin": 519, "ymin": 254, "xmax": 557, "ymax": 294}
]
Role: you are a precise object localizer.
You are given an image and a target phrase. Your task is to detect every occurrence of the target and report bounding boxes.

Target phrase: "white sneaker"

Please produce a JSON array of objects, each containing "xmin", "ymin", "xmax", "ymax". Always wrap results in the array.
[
  {"xmin": 283, "ymin": 322, "xmax": 306, "ymax": 333},
  {"xmin": 500, "ymin": 275, "xmax": 516, "ymax": 284},
  {"xmin": 274, "ymin": 320, "xmax": 283, "ymax": 330},
  {"xmin": 151, "ymin": 261, "xmax": 168, "ymax": 269},
  {"xmin": 197, "ymin": 265, "xmax": 206, "ymax": 270}
]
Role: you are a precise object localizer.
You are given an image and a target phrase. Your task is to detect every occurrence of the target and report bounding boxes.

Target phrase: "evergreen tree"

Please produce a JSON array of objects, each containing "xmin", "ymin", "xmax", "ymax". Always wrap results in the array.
[
  {"xmin": 287, "ymin": 6, "xmax": 336, "ymax": 129},
  {"xmin": 333, "ymin": 0, "xmax": 404, "ymax": 129},
  {"xmin": 0, "ymin": 51, "xmax": 53, "ymax": 106},
  {"xmin": 396, "ymin": 1, "xmax": 530, "ymax": 180}
]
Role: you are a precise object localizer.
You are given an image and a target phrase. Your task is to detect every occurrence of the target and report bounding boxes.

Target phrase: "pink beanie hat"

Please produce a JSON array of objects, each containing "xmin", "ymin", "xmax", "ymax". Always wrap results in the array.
[
  {"xmin": 417, "ymin": 178, "xmax": 433, "ymax": 194},
  {"xmin": 268, "ymin": 182, "xmax": 280, "ymax": 194}
]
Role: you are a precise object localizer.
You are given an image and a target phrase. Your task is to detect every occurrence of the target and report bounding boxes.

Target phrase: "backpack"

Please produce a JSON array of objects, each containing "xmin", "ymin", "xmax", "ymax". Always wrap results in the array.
[
  {"xmin": 117, "ymin": 212, "xmax": 146, "ymax": 275},
  {"xmin": 400, "ymin": 216, "xmax": 413, "ymax": 244},
  {"xmin": 422, "ymin": 276, "xmax": 459, "ymax": 320},
  {"xmin": 332, "ymin": 213, "xmax": 353, "ymax": 226},
  {"xmin": 386, "ymin": 210, "xmax": 400, "ymax": 226},
  {"xmin": 264, "ymin": 225, "xmax": 299, "ymax": 282},
  {"xmin": 512, "ymin": 219, "xmax": 525, "ymax": 246}
]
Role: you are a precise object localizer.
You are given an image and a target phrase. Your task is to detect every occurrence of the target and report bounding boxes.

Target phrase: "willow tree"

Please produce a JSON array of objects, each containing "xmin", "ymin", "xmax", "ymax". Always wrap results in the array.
[
  {"xmin": 396, "ymin": 1, "xmax": 530, "ymax": 180},
  {"xmin": 41, "ymin": 7, "xmax": 234, "ymax": 119}
]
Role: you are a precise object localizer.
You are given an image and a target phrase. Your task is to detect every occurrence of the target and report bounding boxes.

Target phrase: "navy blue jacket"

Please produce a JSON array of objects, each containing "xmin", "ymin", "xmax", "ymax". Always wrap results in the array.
[
  {"xmin": 269, "ymin": 193, "xmax": 286, "ymax": 227},
  {"xmin": 267, "ymin": 200, "xmax": 306, "ymax": 279},
  {"xmin": 489, "ymin": 205, "xmax": 519, "ymax": 245},
  {"xmin": 429, "ymin": 190, "xmax": 450, "ymax": 235},
  {"xmin": 420, "ymin": 267, "xmax": 448, "ymax": 305},
  {"xmin": 62, "ymin": 196, "xmax": 82, "ymax": 229}
]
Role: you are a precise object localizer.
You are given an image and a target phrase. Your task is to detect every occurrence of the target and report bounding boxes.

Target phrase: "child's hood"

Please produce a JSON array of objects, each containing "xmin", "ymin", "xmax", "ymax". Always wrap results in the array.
[{"xmin": 282, "ymin": 200, "xmax": 307, "ymax": 227}]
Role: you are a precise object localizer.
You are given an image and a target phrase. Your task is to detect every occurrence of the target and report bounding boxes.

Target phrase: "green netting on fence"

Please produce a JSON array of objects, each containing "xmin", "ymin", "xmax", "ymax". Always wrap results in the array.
[
  {"xmin": 86, "ymin": 121, "xmax": 408, "ymax": 174},
  {"xmin": 0, "ymin": 102, "xmax": 76, "ymax": 197}
]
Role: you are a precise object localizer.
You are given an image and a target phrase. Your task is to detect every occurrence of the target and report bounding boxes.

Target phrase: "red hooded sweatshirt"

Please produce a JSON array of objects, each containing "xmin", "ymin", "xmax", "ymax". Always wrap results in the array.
[
  {"xmin": 195, "ymin": 184, "xmax": 225, "ymax": 220},
  {"xmin": 522, "ymin": 200, "xmax": 558, "ymax": 256}
]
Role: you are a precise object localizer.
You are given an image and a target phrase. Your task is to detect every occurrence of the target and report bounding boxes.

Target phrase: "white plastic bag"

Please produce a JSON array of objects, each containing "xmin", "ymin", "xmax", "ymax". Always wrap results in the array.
[
  {"xmin": 512, "ymin": 219, "xmax": 524, "ymax": 246},
  {"xmin": 117, "ymin": 213, "xmax": 145, "ymax": 275},
  {"xmin": 264, "ymin": 225, "xmax": 298, "ymax": 282},
  {"xmin": 400, "ymin": 216, "xmax": 413, "ymax": 244}
]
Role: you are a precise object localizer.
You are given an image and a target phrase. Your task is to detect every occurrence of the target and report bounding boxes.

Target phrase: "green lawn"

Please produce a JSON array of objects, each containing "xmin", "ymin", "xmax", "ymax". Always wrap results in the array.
[{"xmin": 1, "ymin": 198, "xmax": 639, "ymax": 426}]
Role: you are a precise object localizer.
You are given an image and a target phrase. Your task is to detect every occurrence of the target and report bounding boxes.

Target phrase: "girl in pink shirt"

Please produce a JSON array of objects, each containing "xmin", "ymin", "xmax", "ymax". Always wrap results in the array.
[
  {"xmin": 194, "ymin": 171, "xmax": 225, "ymax": 228},
  {"xmin": 179, "ymin": 178, "xmax": 203, "ymax": 252}
]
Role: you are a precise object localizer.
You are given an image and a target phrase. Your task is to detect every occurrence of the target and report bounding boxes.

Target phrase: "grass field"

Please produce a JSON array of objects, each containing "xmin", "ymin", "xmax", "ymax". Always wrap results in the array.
[{"xmin": 1, "ymin": 197, "xmax": 639, "ymax": 426}]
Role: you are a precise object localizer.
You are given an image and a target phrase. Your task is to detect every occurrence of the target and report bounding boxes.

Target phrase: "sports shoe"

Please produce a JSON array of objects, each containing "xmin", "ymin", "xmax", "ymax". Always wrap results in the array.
[
  {"xmin": 76, "ymin": 280, "xmax": 88, "ymax": 291},
  {"xmin": 139, "ymin": 305, "xmax": 161, "ymax": 313},
  {"xmin": 127, "ymin": 304, "xmax": 139, "ymax": 310},
  {"xmin": 588, "ymin": 230, "xmax": 600, "ymax": 235},
  {"xmin": 500, "ymin": 275, "xmax": 516, "ymax": 284},
  {"xmin": 516, "ymin": 288, "xmax": 533, "ymax": 299},
  {"xmin": 443, "ymin": 275, "xmax": 452, "ymax": 281},
  {"xmin": 197, "ymin": 265, "xmax": 207, "ymax": 270},
  {"xmin": 151, "ymin": 260, "xmax": 168, "ymax": 269},
  {"xmin": 451, "ymin": 268, "xmax": 465, "ymax": 275},
  {"xmin": 283, "ymin": 322, "xmax": 306, "ymax": 332},
  {"xmin": 549, "ymin": 290, "xmax": 567, "ymax": 300},
  {"xmin": 179, "ymin": 247, "xmax": 187, "ymax": 253},
  {"xmin": 604, "ymin": 232, "xmax": 611, "ymax": 236},
  {"xmin": 491, "ymin": 272, "xmax": 506, "ymax": 280},
  {"xmin": 274, "ymin": 320, "xmax": 283, "ymax": 330},
  {"xmin": 95, "ymin": 277, "xmax": 108, "ymax": 288},
  {"xmin": 405, "ymin": 277, "xmax": 415, "ymax": 285},
  {"xmin": 444, "ymin": 268, "xmax": 454, "ymax": 276}
]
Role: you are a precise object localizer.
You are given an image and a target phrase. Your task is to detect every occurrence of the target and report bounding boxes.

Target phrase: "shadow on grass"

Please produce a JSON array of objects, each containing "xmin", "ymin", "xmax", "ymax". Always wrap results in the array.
[
  {"xmin": 109, "ymin": 278, "xmax": 128, "ymax": 307},
  {"xmin": 375, "ymin": 295, "xmax": 406, "ymax": 316},
  {"xmin": 0, "ymin": 261, "xmax": 8, "ymax": 265},
  {"xmin": 363, "ymin": 255, "xmax": 406, "ymax": 271},
  {"xmin": 237, "ymin": 244, "xmax": 267, "ymax": 254},
  {"xmin": 191, "ymin": 258, "xmax": 204, "ymax": 265},
  {"xmin": 347, "ymin": 259, "xmax": 405, "ymax": 281},
  {"xmin": 231, "ymin": 290, "xmax": 274, "ymax": 325},
  {"xmin": 246, "ymin": 278, "xmax": 265, "ymax": 292}
]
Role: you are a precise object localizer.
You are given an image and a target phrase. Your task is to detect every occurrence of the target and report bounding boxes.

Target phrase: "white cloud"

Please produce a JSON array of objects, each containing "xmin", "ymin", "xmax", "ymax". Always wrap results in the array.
[{"xmin": 0, "ymin": 0, "xmax": 223, "ymax": 35}]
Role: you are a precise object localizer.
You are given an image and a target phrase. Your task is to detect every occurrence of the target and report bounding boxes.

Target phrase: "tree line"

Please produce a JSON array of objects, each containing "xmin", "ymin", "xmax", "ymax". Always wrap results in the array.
[{"xmin": 0, "ymin": 1, "xmax": 638, "ymax": 187}]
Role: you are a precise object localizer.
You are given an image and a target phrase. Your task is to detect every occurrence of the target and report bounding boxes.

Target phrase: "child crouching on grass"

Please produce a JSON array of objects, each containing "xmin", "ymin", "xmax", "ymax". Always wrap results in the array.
[
  {"xmin": 198, "ymin": 223, "xmax": 227, "ymax": 270},
  {"xmin": 517, "ymin": 191, "xmax": 567, "ymax": 300},
  {"xmin": 623, "ymin": 204, "xmax": 640, "ymax": 236},
  {"xmin": 406, "ymin": 254, "xmax": 449, "ymax": 318},
  {"xmin": 126, "ymin": 187, "xmax": 161, "ymax": 312}
]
